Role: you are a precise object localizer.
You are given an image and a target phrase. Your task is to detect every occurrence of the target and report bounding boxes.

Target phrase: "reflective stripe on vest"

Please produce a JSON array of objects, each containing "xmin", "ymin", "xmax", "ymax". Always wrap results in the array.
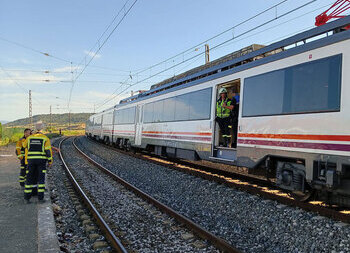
[
  {"xmin": 216, "ymin": 98, "xmax": 232, "ymax": 118},
  {"xmin": 27, "ymin": 136, "xmax": 46, "ymax": 159}
]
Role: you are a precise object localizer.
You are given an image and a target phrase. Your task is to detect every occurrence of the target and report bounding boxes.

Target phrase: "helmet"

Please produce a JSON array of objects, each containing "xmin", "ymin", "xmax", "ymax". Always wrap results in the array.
[{"xmin": 219, "ymin": 87, "xmax": 227, "ymax": 94}]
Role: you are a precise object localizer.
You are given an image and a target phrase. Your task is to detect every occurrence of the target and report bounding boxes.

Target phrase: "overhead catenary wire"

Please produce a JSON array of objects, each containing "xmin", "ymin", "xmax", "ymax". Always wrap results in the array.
[
  {"xmin": 67, "ymin": 0, "xmax": 139, "ymax": 110},
  {"xmin": 126, "ymin": 0, "xmax": 291, "ymax": 78},
  {"xmin": 0, "ymin": 36, "xmax": 72, "ymax": 64},
  {"xmin": 94, "ymin": 0, "xmax": 318, "ymax": 109},
  {"xmin": 0, "ymin": 64, "xmax": 45, "ymax": 107},
  {"xmin": 95, "ymin": 0, "xmax": 317, "ymax": 110},
  {"xmin": 74, "ymin": 0, "xmax": 131, "ymax": 72},
  {"xmin": 93, "ymin": 0, "xmax": 296, "ymax": 108}
]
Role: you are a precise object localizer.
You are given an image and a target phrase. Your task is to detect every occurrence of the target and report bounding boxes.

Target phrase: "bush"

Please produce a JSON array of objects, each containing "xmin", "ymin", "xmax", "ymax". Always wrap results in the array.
[{"xmin": 46, "ymin": 133, "xmax": 60, "ymax": 139}]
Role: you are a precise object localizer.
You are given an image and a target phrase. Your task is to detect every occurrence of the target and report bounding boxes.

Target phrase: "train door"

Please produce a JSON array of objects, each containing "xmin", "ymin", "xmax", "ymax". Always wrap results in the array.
[
  {"xmin": 134, "ymin": 105, "xmax": 142, "ymax": 146},
  {"xmin": 211, "ymin": 79, "xmax": 240, "ymax": 162}
]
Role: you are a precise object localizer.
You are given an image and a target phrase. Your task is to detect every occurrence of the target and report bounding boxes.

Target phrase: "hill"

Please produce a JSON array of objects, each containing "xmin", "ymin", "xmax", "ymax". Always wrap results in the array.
[{"xmin": 5, "ymin": 113, "xmax": 93, "ymax": 127}]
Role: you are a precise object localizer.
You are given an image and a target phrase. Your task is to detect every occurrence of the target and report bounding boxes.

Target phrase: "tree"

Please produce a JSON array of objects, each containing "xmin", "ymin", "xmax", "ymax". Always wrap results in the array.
[{"xmin": 0, "ymin": 123, "xmax": 2, "ymax": 140}]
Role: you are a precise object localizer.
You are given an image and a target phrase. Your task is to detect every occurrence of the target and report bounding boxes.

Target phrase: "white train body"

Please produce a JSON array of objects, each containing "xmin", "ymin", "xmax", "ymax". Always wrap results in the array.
[{"xmin": 86, "ymin": 17, "xmax": 350, "ymax": 205}]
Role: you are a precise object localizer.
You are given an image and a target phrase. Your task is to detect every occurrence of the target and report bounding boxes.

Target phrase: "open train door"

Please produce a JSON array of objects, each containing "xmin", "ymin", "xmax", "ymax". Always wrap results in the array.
[
  {"xmin": 210, "ymin": 79, "xmax": 240, "ymax": 163},
  {"xmin": 134, "ymin": 105, "xmax": 142, "ymax": 146}
]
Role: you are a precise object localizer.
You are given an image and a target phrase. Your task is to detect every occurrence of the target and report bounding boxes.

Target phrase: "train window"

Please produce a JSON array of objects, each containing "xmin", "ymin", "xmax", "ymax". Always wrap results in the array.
[
  {"xmin": 144, "ymin": 103, "xmax": 154, "ymax": 123},
  {"xmin": 103, "ymin": 111, "xmax": 113, "ymax": 125},
  {"xmin": 243, "ymin": 54, "xmax": 342, "ymax": 117},
  {"xmin": 175, "ymin": 93, "xmax": 190, "ymax": 121},
  {"xmin": 143, "ymin": 87, "xmax": 212, "ymax": 123},
  {"xmin": 163, "ymin": 97, "xmax": 176, "ymax": 122},
  {"xmin": 95, "ymin": 116, "xmax": 101, "ymax": 126},
  {"xmin": 153, "ymin": 100, "xmax": 164, "ymax": 122},
  {"xmin": 189, "ymin": 88, "xmax": 212, "ymax": 120},
  {"xmin": 113, "ymin": 110, "xmax": 120, "ymax": 124},
  {"xmin": 126, "ymin": 107, "xmax": 136, "ymax": 124},
  {"xmin": 114, "ymin": 107, "xmax": 136, "ymax": 124}
]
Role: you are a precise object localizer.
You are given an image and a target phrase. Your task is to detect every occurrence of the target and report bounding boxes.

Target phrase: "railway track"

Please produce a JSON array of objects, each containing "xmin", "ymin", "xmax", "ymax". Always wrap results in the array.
[
  {"xmin": 59, "ymin": 137, "xmax": 239, "ymax": 252},
  {"xmin": 86, "ymin": 136, "xmax": 350, "ymax": 224},
  {"xmin": 58, "ymin": 137, "xmax": 127, "ymax": 252}
]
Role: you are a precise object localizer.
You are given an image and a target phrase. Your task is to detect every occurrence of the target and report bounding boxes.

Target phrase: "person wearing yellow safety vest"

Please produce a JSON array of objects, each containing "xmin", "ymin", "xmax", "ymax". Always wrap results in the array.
[
  {"xmin": 23, "ymin": 121, "xmax": 53, "ymax": 203},
  {"xmin": 15, "ymin": 128, "xmax": 31, "ymax": 187},
  {"xmin": 216, "ymin": 87, "xmax": 236, "ymax": 147}
]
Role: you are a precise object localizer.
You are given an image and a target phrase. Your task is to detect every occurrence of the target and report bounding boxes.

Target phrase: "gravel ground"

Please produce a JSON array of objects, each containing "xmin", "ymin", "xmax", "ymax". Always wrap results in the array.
[
  {"xmin": 76, "ymin": 136, "xmax": 350, "ymax": 253},
  {"xmin": 62, "ymin": 137, "xmax": 218, "ymax": 252},
  {"xmin": 49, "ymin": 138, "xmax": 108, "ymax": 253}
]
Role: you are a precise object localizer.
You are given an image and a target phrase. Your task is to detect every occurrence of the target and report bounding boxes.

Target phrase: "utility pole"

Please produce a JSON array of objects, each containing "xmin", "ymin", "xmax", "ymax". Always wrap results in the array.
[
  {"xmin": 68, "ymin": 111, "xmax": 71, "ymax": 130},
  {"xmin": 29, "ymin": 90, "xmax": 33, "ymax": 128},
  {"xmin": 50, "ymin": 105, "xmax": 52, "ymax": 133},
  {"xmin": 205, "ymin": 44, "xmax": 210, "ymax": 64}
]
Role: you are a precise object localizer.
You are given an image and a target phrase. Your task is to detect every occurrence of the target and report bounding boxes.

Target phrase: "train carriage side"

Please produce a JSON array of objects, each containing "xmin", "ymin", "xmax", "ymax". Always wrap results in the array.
[
  {"xmin": 91, "ymin": 113, "xmax": 103, "ymax": 141},
  {"xmin": 101, "ymin": 108, "xmax": 114, "ymax": 144},
  {"xmin": 111, "ymin": 105, "xmax": 137, "ymax": 149},
  {"xmin": 137, "ymin": 84, "xmax": 214, "ymax": 160},
  {"xmin": 227, "ymin": 37, "xmax": 350, "ymax": 204}
]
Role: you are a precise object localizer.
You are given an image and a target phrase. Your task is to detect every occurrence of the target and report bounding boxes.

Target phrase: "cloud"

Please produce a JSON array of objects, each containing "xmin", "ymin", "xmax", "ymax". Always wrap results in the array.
[
  {"xmin": 53, "ymin": 66, "xmax": 81, "ymax": 73},
  {"xmin": 0, "ymin": 70, "xmax": 64, "ymax": 87},
  {"xmin": 84, "ymin": 50, "xmax": 101, "ymax": 58}
]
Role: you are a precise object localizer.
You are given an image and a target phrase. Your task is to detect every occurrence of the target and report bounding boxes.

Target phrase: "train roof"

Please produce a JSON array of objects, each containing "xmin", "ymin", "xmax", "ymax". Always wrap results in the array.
[{"xmin": 98, "ymin": 16, "xmax": 350, "ymax": 114}]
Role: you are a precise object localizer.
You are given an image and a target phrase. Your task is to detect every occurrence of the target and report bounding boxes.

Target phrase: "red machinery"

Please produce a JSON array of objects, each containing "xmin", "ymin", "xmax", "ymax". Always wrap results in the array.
[{"xmin": 315, "ymin": 0, "xmax": 350, "ymax": 26}]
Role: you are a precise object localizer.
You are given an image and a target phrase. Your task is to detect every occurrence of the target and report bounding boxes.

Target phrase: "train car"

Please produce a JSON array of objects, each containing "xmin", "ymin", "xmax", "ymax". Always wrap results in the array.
[
  {"xmin": 86, "ymin": 16, "xmax": 350, "ymax": 206},
  {"xmin": 87, "ymin": 112, "xmax": 103, "ymax": 140}
]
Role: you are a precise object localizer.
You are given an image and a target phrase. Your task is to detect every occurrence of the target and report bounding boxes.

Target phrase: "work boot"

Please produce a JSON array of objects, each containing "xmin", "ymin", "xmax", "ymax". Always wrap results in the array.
[
  {"xmin": 25, "ymin": 199, "xmax": 31, "ymax": 204},
  {"xmin": 38, "ymin": 199, "xmax": 46, "ymax": 204}
]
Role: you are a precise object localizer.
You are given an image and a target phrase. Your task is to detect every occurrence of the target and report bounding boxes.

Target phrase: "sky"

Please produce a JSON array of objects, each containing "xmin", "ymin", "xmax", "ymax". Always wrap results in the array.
[{"xmin": 0, "ymin": 0, "xmax": 342, "ymax": 122}]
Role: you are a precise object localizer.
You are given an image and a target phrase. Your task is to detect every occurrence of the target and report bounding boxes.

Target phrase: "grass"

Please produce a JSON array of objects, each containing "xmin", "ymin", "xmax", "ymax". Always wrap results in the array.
[{"xmin": 0, "ymin": 124, "xmax": 85, "ymax": 146}]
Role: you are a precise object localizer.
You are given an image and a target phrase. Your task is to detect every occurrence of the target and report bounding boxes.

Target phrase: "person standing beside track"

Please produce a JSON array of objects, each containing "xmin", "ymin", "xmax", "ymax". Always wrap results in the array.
[
  {"xmin": 23, "ymin": 121, "xmax": 53, "ymax": 203},
  {"xmin": 216, "ymin": 87, "xmax": 236, "ymax": 147},
  {"xmin": 15, "ymin": 128, "xmax": 31, "ymax": 187}
]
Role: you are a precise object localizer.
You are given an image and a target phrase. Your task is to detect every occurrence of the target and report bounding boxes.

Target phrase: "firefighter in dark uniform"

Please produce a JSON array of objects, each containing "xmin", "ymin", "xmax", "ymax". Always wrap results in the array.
[
  {"xmin": 15, "ymin": 128, "xmax": 31, "ymax": 186},
  {"xmin": 23, "ymin": 121, "xmax": 52, "ymax": 203},
  {"xmin": 216, "ymin": 88, "xmax": 236, "ymax": 147}
]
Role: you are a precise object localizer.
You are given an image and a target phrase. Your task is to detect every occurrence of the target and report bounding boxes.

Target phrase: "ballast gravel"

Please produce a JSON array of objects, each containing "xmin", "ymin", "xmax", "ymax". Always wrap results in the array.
[
  {"xmin": 62, "ymin": 138, "xmax": 217, "ymax": 252},
  {"xmin": 48, "ymin": 138, "xmax": 105, "ymax": 253},
  {"xmin": 76, "ymin": 136, "xmax": 350, "ymax": 253}
]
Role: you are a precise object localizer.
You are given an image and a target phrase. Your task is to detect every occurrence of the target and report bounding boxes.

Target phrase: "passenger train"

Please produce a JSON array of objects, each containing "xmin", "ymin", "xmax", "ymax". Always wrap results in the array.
[{"xmin": 86, "ymin": 17, "xmax": 350, "ymax": 207}]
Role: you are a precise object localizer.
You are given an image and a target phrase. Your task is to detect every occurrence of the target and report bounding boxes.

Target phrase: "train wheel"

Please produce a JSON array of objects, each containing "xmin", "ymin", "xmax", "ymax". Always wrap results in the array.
[
  {"xmin": 125, "ymin": 140, "xmax": 131, "ymax": 152},
  {"xmin": 290, "ymin": 183, "xmax": 314, "ymax": 202}
]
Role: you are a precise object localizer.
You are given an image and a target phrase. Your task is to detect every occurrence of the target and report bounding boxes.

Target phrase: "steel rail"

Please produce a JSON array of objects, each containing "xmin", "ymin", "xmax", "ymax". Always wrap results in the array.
[
  {"xmin": 86, "ymin": 136, "xmax": 350, "ymax": 224},
  {"xmin": 72, "ymin": 137, "xmax": 240, "ymax": 253},
  {"xmin": 58, "ymin": 137, "xmax": 128, "ymax": 253}
]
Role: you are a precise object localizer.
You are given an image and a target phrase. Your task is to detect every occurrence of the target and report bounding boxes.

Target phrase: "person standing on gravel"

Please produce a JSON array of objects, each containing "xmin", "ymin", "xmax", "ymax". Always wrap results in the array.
[
  {"xmin": 23, "ymin": 121, "xmax": 53, "ymax": 203},
  {"xmin": 15, "ymin": 128, "xmax": 31, "ymax": 187}
]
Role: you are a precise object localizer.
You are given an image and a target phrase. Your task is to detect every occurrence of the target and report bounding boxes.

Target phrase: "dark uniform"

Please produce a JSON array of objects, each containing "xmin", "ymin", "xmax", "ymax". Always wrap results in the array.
[
  {"xmin": 216, "ymin": 96, "xmax": 236, "ymax": 147},
  {"xmin": 231, "ymin": 95, "xmax": 239, "ymax": 148},
  {"xmin": 23, "ymin": 132, "xmax": 52, "ymax": 201},
  {"xmin": 15, "ymin": 137, "xmax": 27, "ymax": 186}
]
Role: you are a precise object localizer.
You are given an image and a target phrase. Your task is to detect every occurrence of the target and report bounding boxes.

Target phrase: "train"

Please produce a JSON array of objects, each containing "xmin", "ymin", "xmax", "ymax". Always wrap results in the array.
[{"xmin": 86, "ymin": 16, "xmax": 350, "ymax": 207}]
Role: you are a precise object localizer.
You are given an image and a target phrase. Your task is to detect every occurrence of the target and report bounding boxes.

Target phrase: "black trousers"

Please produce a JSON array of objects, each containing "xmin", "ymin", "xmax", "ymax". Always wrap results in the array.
[
  {"xmin": 19, "ymin": 158, "xmax": 27, "ymax": 186},
  {"xmin": 24, "ymin": 159, "xmax": 46, "ymax": 200},
  {"xmin": 216, "ymin": 117, "xmax": 231, "ymax": 138},
  {"xmin": 231, "ymin": 119, "xmax": 238, "ymax": 148}
]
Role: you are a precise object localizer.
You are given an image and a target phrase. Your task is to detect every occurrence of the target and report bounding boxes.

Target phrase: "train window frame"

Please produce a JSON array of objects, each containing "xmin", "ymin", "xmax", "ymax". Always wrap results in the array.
[
  {"xmin": 113, "ymin": 106, "xmax": 136, "ymax": 125},
  {"xmin": 242, "ymin": 54, "xmax": 342, "ymax": 117},
  {"xmin": 142, "ymin": 87, "xmax": 212, "ymax": 124}
]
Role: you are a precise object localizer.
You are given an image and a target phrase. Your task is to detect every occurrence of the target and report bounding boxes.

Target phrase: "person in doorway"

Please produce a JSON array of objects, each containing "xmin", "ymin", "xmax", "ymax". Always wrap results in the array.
[
  {"xmin": 15, "ymin": 128, "xmax": 31, "ymax": 187},
  {"xmin": 216, "ymin": 88, "xmax": 236, "ymax": 147}
]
